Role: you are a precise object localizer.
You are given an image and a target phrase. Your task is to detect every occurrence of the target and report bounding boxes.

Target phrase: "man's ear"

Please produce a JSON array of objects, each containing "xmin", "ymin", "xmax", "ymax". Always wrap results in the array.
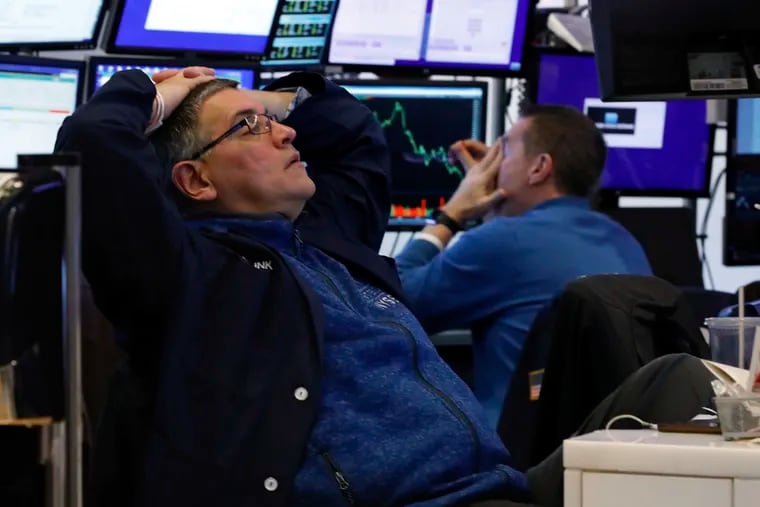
[
  {"xmin": 527, "ymin": 153, "xmax": 554, "ymax": 186},
  {"xmin": 171, "ymin": 161, "xmax": 218, "ymax": 202}
]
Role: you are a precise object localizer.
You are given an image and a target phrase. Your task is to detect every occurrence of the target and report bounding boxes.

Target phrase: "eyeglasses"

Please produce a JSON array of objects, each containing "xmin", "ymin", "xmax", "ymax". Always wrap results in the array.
[{"xmin": 190, "ymin": 113, "xmax": 273, "ymax": 160}]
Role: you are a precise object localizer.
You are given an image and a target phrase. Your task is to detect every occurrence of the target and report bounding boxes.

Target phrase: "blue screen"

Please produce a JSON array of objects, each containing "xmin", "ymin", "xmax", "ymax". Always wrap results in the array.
[
  {"xmin": 537, "ymin": 53, "xmax": 712, "ymax": 195},
  {"xmin": 112, "ymin": 0, "xmax": 278, "ymax": 56},
  {"xmin": 89, "ymin": 59, "xmax": 256, "ymax": 95},
  {"xmin": 736, "ymin": 99, "xmax": 760, "ymax": 155}
]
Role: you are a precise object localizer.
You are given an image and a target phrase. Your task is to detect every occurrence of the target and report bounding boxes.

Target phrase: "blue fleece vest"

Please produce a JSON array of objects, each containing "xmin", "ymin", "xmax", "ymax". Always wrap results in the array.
[{"xmin": 189, "ymin": 216, "xmax": 528, "ymax": 506}]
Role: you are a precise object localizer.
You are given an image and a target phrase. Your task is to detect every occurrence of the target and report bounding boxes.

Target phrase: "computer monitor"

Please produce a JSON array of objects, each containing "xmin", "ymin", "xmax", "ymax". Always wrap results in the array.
[
  {"xmin": 0, "ymin": 0, "xmax": 107, "ymax": 51},
  {"xmin": 590, "ymin": 0, "xmax": 760, "ymax": 100},
  {"xmin": 336, "ymin": 80, "xmax": 487, "ymax": 225},
  {"xmin": 261, "ymin": 0, "xmax": 339, "ymax": 68},
  {"xmin": 87, "ymin": 56, "xmax": 258, "ymax": 97},
  {"xmin": 725, "ymin": 98, "xmax": 760, "ymax": 265},
  {"xmin": 0, "ymin": 55, "xmax": 84, "ymax": 169},
  {"xmin": 536, "ymin": 52, "xmax": 713, "ymax": 198},
  {"xmin": 327, "ymin": 0, "xmax": 532, "ymax": 76},
  {"xmin": 106, "ymin": 0, "xmax": 279, "ymax": 58}
]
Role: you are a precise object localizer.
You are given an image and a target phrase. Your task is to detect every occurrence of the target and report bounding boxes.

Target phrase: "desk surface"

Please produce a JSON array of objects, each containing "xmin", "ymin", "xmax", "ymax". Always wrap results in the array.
[{"xmin": 565, "ymin": 430, "xmax": 760, "ymax": 479}]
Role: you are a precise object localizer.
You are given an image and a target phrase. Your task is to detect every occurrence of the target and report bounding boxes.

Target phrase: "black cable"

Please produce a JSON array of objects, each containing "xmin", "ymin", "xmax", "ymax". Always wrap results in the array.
[{"xmin": 698, "ymin": 168, "xmax": 727, "ymax": 290}]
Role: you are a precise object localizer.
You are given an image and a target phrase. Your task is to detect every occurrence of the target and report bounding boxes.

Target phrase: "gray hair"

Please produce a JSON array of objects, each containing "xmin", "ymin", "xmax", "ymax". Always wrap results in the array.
[
  {"xmin": 151, "ymin": 78, "xmax": 240, "ymax": 205},
  {"xmin": 151, "ymin": 79, "xmax": 238, "ymax": 168}
]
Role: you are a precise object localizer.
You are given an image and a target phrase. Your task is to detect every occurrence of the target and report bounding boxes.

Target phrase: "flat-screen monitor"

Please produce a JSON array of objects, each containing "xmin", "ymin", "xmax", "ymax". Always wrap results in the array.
[
  {"xmin": 590, "ymin": 0, "xmax": 760, "ymax": 100},
  {"xmin": 336, "ymin": 80, "xmax": 487, "ymax": 225},
  {"xmin": 106, "ymin": 0, "xmax": 279, "ymax": 58},
  {"xmin": 262, "ymin": 0, "xmax": 339, "ymax": 68},
  {"xmin": 536, "ymin": 52, "xmax": 713, "ymax": 197},
  {"xmin": 0, "ymin": 0, "xmax": 107, "ymax": 50},
  {"xmin": 87, "ymin": 56, "xmax": 258, "ymax": 97},
  {"xmin": 328, "ymin": 0, "xmax": 532, "ymax": 76},
  {"xmin": 725, "ymin": 98, "xmax": 760, "ymax": 265},
  {"xmin": 0, "ymin": 55, "xmax": 84, "ymax": 169}
]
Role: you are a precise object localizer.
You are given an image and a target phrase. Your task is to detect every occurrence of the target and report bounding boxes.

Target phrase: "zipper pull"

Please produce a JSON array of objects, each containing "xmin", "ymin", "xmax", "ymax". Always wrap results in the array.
[
  {"xmin": 293, "ymin": 228, "xmax": 304, "ymax": 258},
  {"xmin": 334, "ymin": 471, "xmax": 350, "ymax": 491}
]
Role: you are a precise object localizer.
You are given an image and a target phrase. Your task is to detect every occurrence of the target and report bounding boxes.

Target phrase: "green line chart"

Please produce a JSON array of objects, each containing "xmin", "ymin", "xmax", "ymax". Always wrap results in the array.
[{"xmin": 373, "ymin": 102, "xmax": 465, "ymax": 180}]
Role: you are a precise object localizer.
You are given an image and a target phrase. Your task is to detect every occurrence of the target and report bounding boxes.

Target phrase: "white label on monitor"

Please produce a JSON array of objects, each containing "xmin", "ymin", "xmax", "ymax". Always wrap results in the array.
[
  {"xmin": 329, "ymin": 0, "xmax": 427, "ymax": 64},
  {"xmin": 688, "ymin": 52, "xmax": 748, "ymax": 91},
  {"xmin": 144, "ymin": 0, "xmax": 278, "ymax": 37},
  {"xmin": 425, "ymin": 0, "xmax": 517, "ymax": 65},
  {"xmin": 583, "ymin": 98, "xmax": 666, "ymax": 149},
  {"xmin": 690, "ymin": 78, "xmax": 749, "ymax": 92}
]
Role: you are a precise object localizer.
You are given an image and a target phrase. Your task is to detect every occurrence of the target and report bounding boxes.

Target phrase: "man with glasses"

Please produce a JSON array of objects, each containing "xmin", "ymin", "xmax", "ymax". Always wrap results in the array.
[
  {"xmin": 395, "ymin": 105, "xmax": 653, "ymax": 429},
  {"xmin": 56, "ymin": 69, "xmax": 708, "ymax": 507},
  {"xmin": 56, "ymin": 66, "xmax": 539, "ymax": 507}
]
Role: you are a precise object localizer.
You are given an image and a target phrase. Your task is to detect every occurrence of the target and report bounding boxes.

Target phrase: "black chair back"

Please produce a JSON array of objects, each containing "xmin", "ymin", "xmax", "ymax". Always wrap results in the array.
[{"xmin": 0, "ymin": 169, "xmax": 64, "ymax": 419}]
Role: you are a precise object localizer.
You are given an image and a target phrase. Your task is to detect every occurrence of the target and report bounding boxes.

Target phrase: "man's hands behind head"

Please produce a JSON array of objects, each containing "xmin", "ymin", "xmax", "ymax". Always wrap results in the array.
[{"xmin": 152, "ymin": 66, "xmax": 216, "ymax": 118}]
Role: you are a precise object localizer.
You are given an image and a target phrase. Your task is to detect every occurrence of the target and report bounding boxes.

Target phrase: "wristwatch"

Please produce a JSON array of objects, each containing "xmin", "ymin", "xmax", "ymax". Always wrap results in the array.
[{"xmin": 431, "ymin": 209, "xmax": 463, "ymax": 233}]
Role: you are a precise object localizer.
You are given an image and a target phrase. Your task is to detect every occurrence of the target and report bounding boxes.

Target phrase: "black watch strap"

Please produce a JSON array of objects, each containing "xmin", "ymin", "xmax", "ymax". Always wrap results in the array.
[{"xmin": 432, "ymin": 209, "xmax": 463, "ymax": 233}]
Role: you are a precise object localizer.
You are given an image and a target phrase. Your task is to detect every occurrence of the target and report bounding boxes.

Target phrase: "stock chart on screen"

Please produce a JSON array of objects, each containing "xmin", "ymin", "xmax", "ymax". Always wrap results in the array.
[{"xmin": 339, "ymin": 81, "xmax": 486, "ymax": 224}]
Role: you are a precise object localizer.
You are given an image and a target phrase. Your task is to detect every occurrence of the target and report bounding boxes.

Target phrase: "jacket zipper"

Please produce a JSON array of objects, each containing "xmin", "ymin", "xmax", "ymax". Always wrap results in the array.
[
  {"xmin": 379, "ymin": 319, "xmax": 481, "ymax": 470},
  {"xmin": 320, "ymin": 451, "xmax": 357, "ymax": 506},
  {"xmin": 293, "ymin": 229, "xmax": 304, "ymax": 258}
]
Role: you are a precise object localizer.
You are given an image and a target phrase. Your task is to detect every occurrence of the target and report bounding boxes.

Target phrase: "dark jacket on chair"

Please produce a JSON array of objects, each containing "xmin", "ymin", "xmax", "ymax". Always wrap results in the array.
[{"xmin": 498, "ymin": 274, "xmax": 711, "ymax": 471}]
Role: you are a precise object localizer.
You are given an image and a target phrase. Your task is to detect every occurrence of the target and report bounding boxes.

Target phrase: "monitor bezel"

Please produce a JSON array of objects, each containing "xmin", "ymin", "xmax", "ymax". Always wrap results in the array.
[
  {"xmin": 533, "ymin": 48, "xmax": 715, "ymax": 199},
  {"xmin": 0, "ymin": 0, "xmax": 109, "ymax": 51},
  {"xmin": 104, "ymin": 0, "xmax": 276, "ymax": 60},
  {"xmin": 85, "ymin": 55, "xmax": 259, "ymax": 98},
  {"xmin": 325, "ymin": 0, "xmax": 535, "ymax": 78},
  {"xmin": 0, "ymin": 54, "xmax": 86, "ymax": 108},
  {"xmin": 333, "ymin": 78, "xmax": 489, "ymax": 225}
]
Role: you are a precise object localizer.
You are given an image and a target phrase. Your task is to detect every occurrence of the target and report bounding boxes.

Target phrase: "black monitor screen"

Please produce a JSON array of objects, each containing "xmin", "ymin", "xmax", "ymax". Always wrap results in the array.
[
  {"xmin": 262, "ymin": 0, "xmax": 339, "ymax": 67},
  {"xmin": 337, "ymin": 80, "xmax": 487, "ymax": 225},
  {"xmin": 0, "ymin": 0, "xmax": 107, "ymax": 50},
  {"xmin": 107, "ymin": 0, "xmax": 279, "ymax": 57},
  {"xmin": 328, "ymin": 0, "xmax": 531, "ymax": 75},
  {"xmin": 0, "ymin": 56, "xmax": 84, "ymax": 168},
  {"xmin": 537, "ymin": 52, "xmax": 712, "ymax": 197},
  {"xmin": 87, "ymin": 57, "xmax": 257, "ymax": 97}
]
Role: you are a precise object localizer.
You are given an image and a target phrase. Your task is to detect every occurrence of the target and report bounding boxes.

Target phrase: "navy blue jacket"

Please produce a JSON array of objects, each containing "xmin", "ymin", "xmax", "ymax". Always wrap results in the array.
[{"xmin": 55, "ymin": 71, "xmax": 408, "ymax": 506}]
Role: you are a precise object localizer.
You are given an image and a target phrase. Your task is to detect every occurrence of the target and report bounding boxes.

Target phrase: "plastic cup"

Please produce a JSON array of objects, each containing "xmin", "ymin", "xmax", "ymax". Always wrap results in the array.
[{"xmin": 704, "ymin": 317, "xmax": 760, "ymax": 369}]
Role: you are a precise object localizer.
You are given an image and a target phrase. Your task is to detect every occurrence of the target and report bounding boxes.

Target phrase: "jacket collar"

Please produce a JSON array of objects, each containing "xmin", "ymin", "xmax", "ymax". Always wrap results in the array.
[
  {"xmin": 186, "ymin": 213, "xmax": 297, "ymax": 253},
  {"xmin": 525, "ymin": 196, "xmax": 590, "ymax": 215}
]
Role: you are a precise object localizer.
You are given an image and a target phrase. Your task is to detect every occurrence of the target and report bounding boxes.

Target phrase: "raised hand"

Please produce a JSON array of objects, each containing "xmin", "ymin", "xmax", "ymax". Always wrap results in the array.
[
  {"xmin": 444, "ymin": 138, "xmax": 506, "ymax": 223},
  {"xmin": 448, "ymin": 138, "xmax": 489, "ymax": 172},
  {"xmin": 153, "ymin": 66, "xmax": 216, "ymax": 118}
]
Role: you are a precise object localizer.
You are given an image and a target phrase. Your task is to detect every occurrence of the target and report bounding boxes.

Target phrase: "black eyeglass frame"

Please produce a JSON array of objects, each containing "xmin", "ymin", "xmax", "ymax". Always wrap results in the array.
[{"xmin": 190, "ymin": 113, "xmax": 273, "ymax": 160}]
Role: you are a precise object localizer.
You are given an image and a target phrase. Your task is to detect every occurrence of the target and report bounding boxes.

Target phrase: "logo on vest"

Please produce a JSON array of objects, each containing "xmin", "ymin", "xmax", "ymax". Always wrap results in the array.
[
  {"xmin": 359, "ymin": 286, "xmax": 400, "ymax": 310},
  {"xmin": 374, "ymin": 294, "xmax": 400, "ymax": 310},
  {"xmin": 249, "ymin": 260, "xmax": 273, "ymax": 271}
]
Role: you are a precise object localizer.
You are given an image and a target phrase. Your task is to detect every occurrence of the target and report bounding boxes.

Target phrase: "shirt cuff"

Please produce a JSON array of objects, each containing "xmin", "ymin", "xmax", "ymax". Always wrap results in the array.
[
  {"xmin": 413, "ymin": 232, "xmax": 445, "ymax": 251},
  {"xmin": 279, "ymin": 86, "xmax": 312, "ymax": 121}
]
